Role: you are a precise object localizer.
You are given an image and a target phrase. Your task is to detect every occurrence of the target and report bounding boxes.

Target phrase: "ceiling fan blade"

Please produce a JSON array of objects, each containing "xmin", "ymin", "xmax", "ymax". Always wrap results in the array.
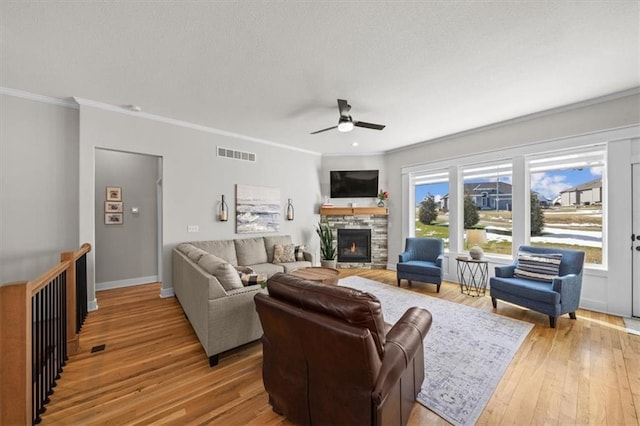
[
  {"xmin": 337, "ymin": 99, "xmax": 350, "ymax": 117},
  {"xmin": 310, "ymin": 125, "xmax": 338, "ymax": 135},
  {"xmin": 354, "ymin": 121, "xmax": 386, "ymax": 131}
]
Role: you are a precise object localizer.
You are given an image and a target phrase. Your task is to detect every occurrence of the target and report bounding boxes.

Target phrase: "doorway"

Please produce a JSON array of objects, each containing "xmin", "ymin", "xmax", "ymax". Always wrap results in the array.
[
  {"xmin": 633, "ymin": 163, "xmax": 640, "ymax": 317},
  {"xmin": 94, "ymin": 149, "xmax": 162, "ymax": 290}
]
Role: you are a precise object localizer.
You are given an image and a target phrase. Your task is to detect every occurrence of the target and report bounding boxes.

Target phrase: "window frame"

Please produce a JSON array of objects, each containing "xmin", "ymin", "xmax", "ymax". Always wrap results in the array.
[
  {"xmin": 410, "ymin": 168, "xmax": 451, "ymax": 250},
  {"xmin": 525, "ymin": 145, "xmax": 607, "ymax": 267},
  {"xmin": 403, "ymin": 140, "xmax": 609, "ymax": 269},
  {"xmin": 460, "ymin": 160, "xmax": 514, "ymax": 258}
]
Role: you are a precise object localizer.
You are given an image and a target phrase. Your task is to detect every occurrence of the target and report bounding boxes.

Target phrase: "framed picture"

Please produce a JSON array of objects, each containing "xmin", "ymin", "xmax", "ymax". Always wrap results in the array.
[
  {"xmin": 106, "ymin": 186, "xmax": 122, "ymax": 201},
  {"xmin": 236, "ymin": 184, "xmax": 281, "ymax": 234},
  {"xmin": 105, "ymin": 213, "xmax": 123, "ymax": 225},
  {"xmin": 105, "ymin": 201, "xmax": 123, "ymax": 213}
]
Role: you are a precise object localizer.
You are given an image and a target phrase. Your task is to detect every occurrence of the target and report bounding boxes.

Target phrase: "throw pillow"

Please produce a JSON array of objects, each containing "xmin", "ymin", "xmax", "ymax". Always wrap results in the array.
[
  {"xmin": 514, "ymin": 251, "xmax": 563, "ymax": 282},
  {"xmin": 234, "ymin": 265, "xmax": 255, "ymax": 277},
  {"xmin": 264, "ymin": 235, "xmax": 293, "ymax": 262},
  {"xmin": 240, "ymin": 272, "xmax": 267, "ymax": 287},
  {"xmin": 273, "ymin": 244, "xmax": 295, "ymax": 263},
  {"xmin": 197, "ymin": 254, "xmax": 227, "ymax": 274},
  {"xmin": 197, "ymin": 254, "xmax": 243, "ymax": 290},
  {"xmin": 212, "ymin": 262, "xmax": 245, "ymax": 291},
  {"xmin": 294, "ymin": 245, "xmax": 306, "ymax": 261}
]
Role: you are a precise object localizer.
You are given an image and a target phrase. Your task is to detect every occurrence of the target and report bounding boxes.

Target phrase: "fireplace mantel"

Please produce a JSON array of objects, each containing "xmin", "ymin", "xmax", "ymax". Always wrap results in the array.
[{"xmin": 320, "ymin": 207, "xmax": 388, "ymax": 216}]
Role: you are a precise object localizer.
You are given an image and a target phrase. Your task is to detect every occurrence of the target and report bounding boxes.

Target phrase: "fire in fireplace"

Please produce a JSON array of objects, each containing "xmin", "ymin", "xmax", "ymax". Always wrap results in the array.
[{"xmin": 337, "ymin": 229, "xmax": 371, "ymax": 263}]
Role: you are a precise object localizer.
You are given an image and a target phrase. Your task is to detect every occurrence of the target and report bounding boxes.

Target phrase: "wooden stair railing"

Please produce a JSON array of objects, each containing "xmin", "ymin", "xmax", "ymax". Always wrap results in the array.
[{"xmin": 0, "ymin": 243, "xmax": 91, "ymax": 425}]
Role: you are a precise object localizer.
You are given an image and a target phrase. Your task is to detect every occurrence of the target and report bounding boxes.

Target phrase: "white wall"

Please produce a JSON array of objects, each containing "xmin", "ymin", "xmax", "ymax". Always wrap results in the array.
[
  {"xmin": 0, "ymin": 95, "xmax": 79, "ymax": 285},
  {"xmin": 320, "ymin": 154, "xmax": 387, "ymax": 207},
  {"xmin": 78, "ymin": 103, "xmax": 322, "ymax": 307},
  {"xmin": 385, "ymin": 92, "xmax": 640, "ymax": 317}
]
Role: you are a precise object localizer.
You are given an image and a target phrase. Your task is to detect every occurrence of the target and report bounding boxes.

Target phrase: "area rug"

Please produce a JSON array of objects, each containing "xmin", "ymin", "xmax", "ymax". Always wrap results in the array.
[
  {"xmin": 623, "ymin": 317, "xmax": 640, "ymax": 336},
  {"xmin": 339, "ymin": 276, "xmax": 533, "ymax": 426}
]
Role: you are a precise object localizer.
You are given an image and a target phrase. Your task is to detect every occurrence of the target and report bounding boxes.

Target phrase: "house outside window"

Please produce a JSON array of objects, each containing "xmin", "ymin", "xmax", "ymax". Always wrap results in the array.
[
  {"xmin": 527, "ymin": 147, "xmax": 605, "ymax": 265},
  {"xmin": 461, "ymin": 162, "xmax": 513, "ymax": 256},
  {"xmin": 412, "ymin": 170, "xmax": 450, "ymax": 249}
]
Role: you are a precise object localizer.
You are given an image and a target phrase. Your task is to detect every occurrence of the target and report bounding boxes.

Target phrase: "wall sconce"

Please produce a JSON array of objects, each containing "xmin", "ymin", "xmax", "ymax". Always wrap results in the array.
[
  {"xmin": 466, "ymin": 229, "xmax": 487, "ymax": 259},
  {"xmin": 286, "ymin": 198, "xmax": 294, "ymax": 221},
  {"xmin": 219, "ymin": 195, "xmax": 228, "ymax": 222}
]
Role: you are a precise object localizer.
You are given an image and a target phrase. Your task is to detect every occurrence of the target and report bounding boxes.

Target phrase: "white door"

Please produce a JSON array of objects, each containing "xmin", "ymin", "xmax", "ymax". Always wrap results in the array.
[{"xmin": 633, "ymin": 164, "xmax": 640, "ymax": 317}]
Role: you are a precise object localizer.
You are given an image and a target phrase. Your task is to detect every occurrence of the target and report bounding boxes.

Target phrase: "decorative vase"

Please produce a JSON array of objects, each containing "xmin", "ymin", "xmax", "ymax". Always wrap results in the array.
[
  {"xmin": 469, "ymin": 245, "xmax": 484, "ymax": 260},
  {"xmin": 377, "ymin": 200, "xmax": 385, "ymax": 207}
]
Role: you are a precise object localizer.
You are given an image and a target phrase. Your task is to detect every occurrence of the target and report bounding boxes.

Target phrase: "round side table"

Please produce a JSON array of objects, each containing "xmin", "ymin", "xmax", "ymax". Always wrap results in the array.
[{"xmin": 455, "ymin": 256, "xmax": 489, "ymax": 297}]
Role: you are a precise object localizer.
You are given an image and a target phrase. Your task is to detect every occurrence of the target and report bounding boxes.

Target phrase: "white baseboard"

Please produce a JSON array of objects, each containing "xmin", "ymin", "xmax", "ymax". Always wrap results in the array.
[
  {"xmin": 96, "ymin": 275, "xmax": 159, "ymax": 291},
  {"xmin": 88, "ymin": 299, "xmax": 98, "ymax": 312},
  {"xmin": 160, "ymin": 287, "xmax": 174, "ymax": 298},
  {"xmin": 579, "ymin": 297, "xmax": 608, "ymax": 314}
]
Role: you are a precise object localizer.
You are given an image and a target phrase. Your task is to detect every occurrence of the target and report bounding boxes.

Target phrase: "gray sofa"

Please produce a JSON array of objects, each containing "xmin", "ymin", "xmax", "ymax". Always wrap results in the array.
[{"xmin": 172, "ymin": 235, "xmax": 313, "ymax": 366}]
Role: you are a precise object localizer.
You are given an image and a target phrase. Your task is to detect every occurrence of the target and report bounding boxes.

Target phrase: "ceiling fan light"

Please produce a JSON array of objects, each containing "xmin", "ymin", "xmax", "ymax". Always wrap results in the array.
[{"xmin": 338, "ymin": 121, "xmax": 354, "ymax": 132}]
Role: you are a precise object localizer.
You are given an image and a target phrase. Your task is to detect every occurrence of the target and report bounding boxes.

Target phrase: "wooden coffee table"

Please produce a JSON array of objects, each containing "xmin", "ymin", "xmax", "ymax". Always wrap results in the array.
[{"xmin": 289, "ymin": 267, "xmax": 340, "ymax": 285}]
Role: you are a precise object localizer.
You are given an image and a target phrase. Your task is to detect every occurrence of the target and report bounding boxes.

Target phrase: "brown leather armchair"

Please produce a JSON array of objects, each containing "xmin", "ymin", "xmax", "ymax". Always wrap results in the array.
[{"xmin": 254, "ymin": 273, "xmax": 432, "ymax": 426}]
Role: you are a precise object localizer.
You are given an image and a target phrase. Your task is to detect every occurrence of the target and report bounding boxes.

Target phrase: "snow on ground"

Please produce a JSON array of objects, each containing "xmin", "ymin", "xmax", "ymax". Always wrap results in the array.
[
  {"xmin": 545, "ymin": 223, "xmax": 601, "ymax": 228},
  {"xmin": 530, "ymin": 235, "xmax": 601, "ymax": 248},
  {"xmin": 483, "ymin": 226, "xmax": 602, "ymax": 248},
  {"xmin": 544, "ymin": 210, "xmax": 602, "ymax": 216}
]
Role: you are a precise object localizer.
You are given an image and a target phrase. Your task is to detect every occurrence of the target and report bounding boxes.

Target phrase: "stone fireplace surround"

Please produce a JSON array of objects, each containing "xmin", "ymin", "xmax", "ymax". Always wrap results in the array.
[{"xmin": 320, "ymin": 207, "xmax": 388, "ymax": 269}]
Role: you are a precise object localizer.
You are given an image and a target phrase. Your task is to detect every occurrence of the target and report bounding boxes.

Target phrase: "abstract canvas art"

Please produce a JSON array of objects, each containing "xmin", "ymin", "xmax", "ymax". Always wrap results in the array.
[{"xmin": 236, "ymin": 184, "xmax": 280, "ymax": 233}]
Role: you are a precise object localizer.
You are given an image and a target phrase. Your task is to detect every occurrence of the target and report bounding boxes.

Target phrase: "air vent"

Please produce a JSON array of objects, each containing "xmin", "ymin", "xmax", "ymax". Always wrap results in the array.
[
  {"xmin": 217, "ymin": 147, "xmax": 256, "ymax": 163},
  {"xmin": 91, "ymin": 344, "xmax": 106, "ymax": 353}
]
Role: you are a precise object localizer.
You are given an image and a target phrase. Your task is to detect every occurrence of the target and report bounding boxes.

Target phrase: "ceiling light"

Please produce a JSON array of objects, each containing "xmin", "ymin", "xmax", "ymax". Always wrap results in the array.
[
  {"xmin": 337, "ymin": 119, "xmax": 354, "ymax": 132},
  {"xmin": 352, "ymin": 142, "xmax": 359, "ymax": 147}
]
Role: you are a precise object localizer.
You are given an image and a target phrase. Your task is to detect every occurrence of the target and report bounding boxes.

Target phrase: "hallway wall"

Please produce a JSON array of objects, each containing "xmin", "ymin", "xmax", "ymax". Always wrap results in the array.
[{"xmin": 94, "ymin": 149, "xmax": 159, "ymax": 289}]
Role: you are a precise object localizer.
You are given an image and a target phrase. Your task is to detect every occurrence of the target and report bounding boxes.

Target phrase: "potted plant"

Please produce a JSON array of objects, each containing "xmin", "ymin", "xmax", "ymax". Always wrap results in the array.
[{"xmin": 315, "ymin": 221, "xmax": 337, "ymax": 268}]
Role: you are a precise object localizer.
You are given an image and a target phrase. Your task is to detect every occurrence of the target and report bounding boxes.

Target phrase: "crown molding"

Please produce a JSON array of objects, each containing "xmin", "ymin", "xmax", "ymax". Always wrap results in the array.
[
  {"xmin": 73, "ymin": 97, "xmax": 321, "ymax": 156},
  {"xmin": 389, "ymin": 87, "xmax": 640, "ymax": 155},
  {"xmin": 0, "ymin": 86, "xmax": 78, "ymax": 108},
  {"xmin": 0, "ymin": 87, "xmax": 321, "ymax": 156}
]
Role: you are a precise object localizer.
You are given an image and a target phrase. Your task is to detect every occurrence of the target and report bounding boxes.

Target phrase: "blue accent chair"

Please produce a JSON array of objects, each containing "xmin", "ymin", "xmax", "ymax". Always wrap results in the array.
[
  {"xmin": 397, "ymin": 237, "xmax": 444, "ymax": 292},
  {"xmin": 490, "ymin": 245, "xmax": 585, "ymax": 328}
]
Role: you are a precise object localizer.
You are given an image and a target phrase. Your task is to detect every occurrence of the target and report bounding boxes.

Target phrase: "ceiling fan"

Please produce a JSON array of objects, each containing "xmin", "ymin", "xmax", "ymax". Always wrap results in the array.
[{"xmin": 310, "ymin": 99, "xmax": 386, "ymax": 134}]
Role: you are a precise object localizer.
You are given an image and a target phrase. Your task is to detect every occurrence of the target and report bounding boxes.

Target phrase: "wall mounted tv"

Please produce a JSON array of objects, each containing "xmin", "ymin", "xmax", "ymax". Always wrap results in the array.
[{"xmin": 330, "ymin": 170, "xmax": 379, "ymax": 198}]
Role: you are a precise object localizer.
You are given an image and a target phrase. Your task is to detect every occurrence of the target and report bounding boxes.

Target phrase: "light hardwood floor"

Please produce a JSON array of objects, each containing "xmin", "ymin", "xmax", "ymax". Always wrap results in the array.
[{"xmin": 41, "ymin": 269, "xmax": 639, "ymax": 425}]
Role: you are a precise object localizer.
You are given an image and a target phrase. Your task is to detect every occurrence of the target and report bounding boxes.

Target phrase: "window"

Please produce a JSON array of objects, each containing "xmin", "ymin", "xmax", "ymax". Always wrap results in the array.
[
  {"xmin": 412, "ymin": 170, "xmax": 450, "ymax": 249},
  {"xmin": 528, "ymin": 147, "xmax": 605, "ymax": 265},
  {"xmin": 461, "ymin": 162, "xmax": 513, "ymax": 256}
]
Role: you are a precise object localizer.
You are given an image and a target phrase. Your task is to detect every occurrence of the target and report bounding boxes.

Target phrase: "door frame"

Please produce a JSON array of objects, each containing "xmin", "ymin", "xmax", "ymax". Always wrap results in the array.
[
  {"xmin": 632, "ymin": 163, "xmax": 640, "ymax": 317},
  {"xmin": 93, "ymin": 148, "xmax": 163, "ymax": 292}
]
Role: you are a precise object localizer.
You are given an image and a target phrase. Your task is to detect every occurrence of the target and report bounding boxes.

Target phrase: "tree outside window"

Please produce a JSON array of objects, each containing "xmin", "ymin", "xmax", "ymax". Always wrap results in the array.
[{"xmin": 413, "ymin": 171, "xmax": 449, "ymax": 249}]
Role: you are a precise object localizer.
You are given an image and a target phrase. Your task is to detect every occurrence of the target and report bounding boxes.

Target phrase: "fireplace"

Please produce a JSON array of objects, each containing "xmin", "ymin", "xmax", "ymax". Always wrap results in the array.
[{"xmin": 337, "ymin": 229, "xmax": 371, "ymax": 263}]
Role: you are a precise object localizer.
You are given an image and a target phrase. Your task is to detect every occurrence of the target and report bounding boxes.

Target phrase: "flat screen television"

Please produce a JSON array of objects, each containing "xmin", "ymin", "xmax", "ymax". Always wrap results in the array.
[{"xmin": 330, "ymin": 170, "xmax": 379, "ymax": 198}]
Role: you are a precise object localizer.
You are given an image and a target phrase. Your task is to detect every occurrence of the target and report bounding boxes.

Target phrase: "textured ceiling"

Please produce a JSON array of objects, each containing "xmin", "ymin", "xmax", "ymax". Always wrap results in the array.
[{"xmin": 1, "ymin": 1, "xmax": 638, "ymax": 155}]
